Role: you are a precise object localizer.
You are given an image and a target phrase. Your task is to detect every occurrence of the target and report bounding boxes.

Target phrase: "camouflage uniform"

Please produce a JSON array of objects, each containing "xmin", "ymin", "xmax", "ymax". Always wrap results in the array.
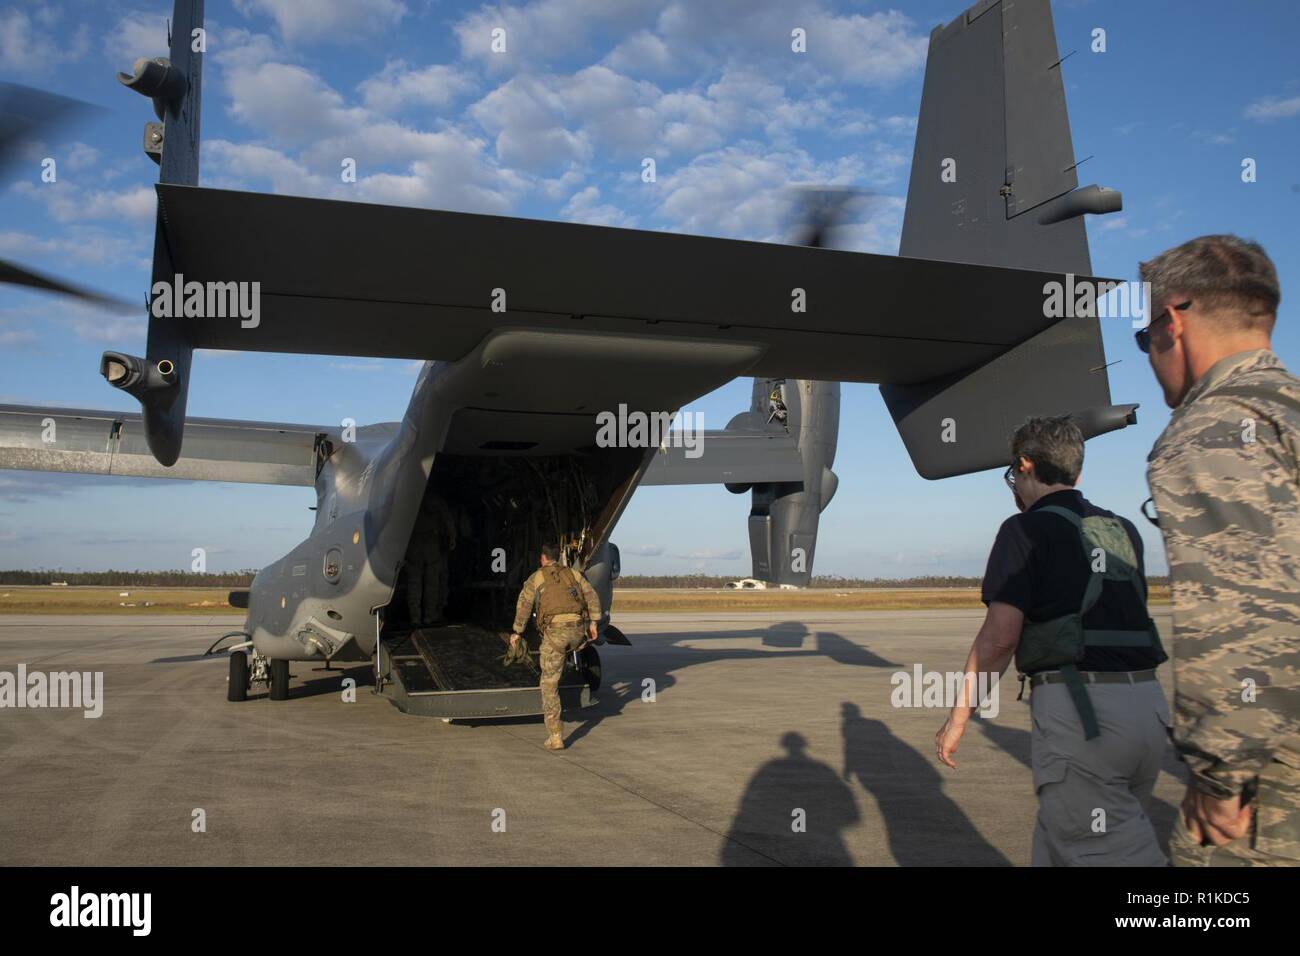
[
  {"xmin": 1147, "ymin": 349, "xmax": 1300, "ymax": 865},
  {"xmin": 512, "ymin": 564, "xmax": 602, "ymax": 740}
]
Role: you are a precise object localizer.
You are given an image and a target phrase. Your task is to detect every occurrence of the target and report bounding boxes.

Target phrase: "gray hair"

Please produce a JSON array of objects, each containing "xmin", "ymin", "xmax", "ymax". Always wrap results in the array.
[
  {"xmin": 1139, "ymin": 234, "xmax": 1280, "ymax": 332},
  {"xmin": 1011, "ymin": 416, "xmax": 1084, "ymax": 486}
]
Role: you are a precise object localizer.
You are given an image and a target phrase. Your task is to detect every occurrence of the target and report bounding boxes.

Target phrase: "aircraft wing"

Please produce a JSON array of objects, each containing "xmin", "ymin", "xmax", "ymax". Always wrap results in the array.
[
  {"xmin": 152, "ymin": 183, "xmax": 1105, "ymax": 389},
  {"xmin": 638, "ymin": 431, "xmax": 803, "ymax": 486},
  {"xmin": 0, "ymin": 404, "xmax": 324, "ymax": 486}
]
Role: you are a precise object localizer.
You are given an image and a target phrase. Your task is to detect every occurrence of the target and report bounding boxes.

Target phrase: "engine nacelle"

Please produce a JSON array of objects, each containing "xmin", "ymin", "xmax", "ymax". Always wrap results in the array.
[{"xmin": 745, "ymin": 378, "xmax": 839, "ymax": 587}]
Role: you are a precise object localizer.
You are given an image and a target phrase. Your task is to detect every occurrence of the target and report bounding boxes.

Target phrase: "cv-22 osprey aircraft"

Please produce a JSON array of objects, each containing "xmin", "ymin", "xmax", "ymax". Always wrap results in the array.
[{"xmin": 0, "ymin": 0, "xmax": 1137, "ymax": 718}]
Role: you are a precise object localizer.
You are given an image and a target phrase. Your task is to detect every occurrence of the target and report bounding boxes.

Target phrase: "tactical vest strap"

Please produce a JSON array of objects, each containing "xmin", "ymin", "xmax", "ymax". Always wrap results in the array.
[
  {"xmin": 1019, "ymin": 504, "xmax": 1159, "ymax": 740},
  {"xmin": 1036, "ymin": 504, "xmax": 1082, "ymax": 527},
  {"xmin": 1059, "ymin": 664, "xmax": 1101, "ymax": 740},
  {"xmin": 1084, "ymin": 628, "xmax": 1156, "ymax": 647},
  {"xmin": 536, "ymin": 565, "xmax": 584, "ymax": 632}
]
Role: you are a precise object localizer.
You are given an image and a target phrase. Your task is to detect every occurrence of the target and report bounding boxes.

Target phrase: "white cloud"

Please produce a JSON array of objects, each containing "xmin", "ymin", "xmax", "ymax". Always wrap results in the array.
[
  {"xmin": 602, "ymin": 1, "xmax": 926, "ymax": 86},
  {"xmin": 652, "ymin": 143, "xmax": 870, "ymax": 243},
  {"xmin": 0, "ymin": 324, "xmax": 37, "ymax": 349},
  {"xmin": 11, "ymin": 181, "xmax": 156, "ymax": 225},
  {"xmin": 102, "ymin": 11, "xmax": 170, "ymax": 66},
  {"xmin": 466, "ymin": 62, "xmax": 892, "ymax": 176},
  {"xmin": 210, "ymin": 27, "xmax": 285, "ymax": 71},
  {"xmin": 0, "ymin": 297, "xmax": 146, "ymax": 347},
  {"xmin": 207, "ymin": 128, "xmax": 526, "ymax": 216},
  {"xmin": 672, "ymin": 548, "xmax": 743, "ymax": 561},
  {"xmin": 0, "ymin": 8, "xmax": 89, "ymax": 72},
  {"xmin": 359, "ymin": 61, "xmax": 476, "ymax": 113},
  {"xmin": 454, "ymin": 0, "xmax": 651, "ymax": 68},
  {"xmin": 621, "ymin": 544, "xmax": 665, "ymax": 557},
  {"xmin": 350, "ymin": 137, "xmax": 528, "ymax": 214},
  {"xmin": 234, "ymin": 0, "xmax": 408, "ymax": 45},
  {"xmin": 603, "ymin": 31, "xmax": 674, "ymax": 75},
  {"xmin": 66, "ymin": 313, "xmax": 147, "ymax": 345},
  {"xmin": 225, "ymin": 62, "xmax": 366, "ymax": 144},
  {"xmin": 64, "ymin": 142, "xmax": 100, "ymax": 172},
  {"xmin": 204, "ymin": 140, "xmax": 332, "ymax": 195},
  {"xmin": 561, "ymin": 185, "xmax": 637, "ymax": 228},
  {"xmin": 212, "ymin": 48, "xmax": 526, "ymax": 213},
  {"xmin": 1244, "ymin": 95, "xmax": 1300, "ymax": 121},
  {"xmin": 0, "ymin": 227, "xmax": 145, "ymax": 268},
  {"xmin": 469, "ymin": 73, "xmax": 594, "ymax": 172}
]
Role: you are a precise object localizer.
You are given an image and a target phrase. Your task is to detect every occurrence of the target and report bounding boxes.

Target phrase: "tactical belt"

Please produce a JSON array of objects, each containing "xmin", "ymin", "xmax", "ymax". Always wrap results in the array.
[
  {"xmin": 1029, "ymin": 668, "xmax": 1158, "ymax": 688},
  {"xmin": 547, "ymin": 612, "xmax": 582, "ymax": 624}
]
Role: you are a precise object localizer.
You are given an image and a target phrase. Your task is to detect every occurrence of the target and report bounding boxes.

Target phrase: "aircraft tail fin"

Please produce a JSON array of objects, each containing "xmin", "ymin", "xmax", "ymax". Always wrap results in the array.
[
  {"xmin": 107, "ymin": 0, "xmax": 205, "ymax": 466},
  {"xmin": 883, "ymin": 0, "xmax": 1133, "ymax": 479}
]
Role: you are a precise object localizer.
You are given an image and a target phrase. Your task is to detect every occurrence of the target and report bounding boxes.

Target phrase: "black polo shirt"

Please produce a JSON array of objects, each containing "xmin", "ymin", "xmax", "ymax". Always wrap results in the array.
[{"xmin": 981, "ymin": 489, "xmax": 1162, "ymax": 672}]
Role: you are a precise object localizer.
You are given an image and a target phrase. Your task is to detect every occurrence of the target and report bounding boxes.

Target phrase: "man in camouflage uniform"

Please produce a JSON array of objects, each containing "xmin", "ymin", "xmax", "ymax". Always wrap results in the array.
[
  {"xmin": 405, "ymin": 492, "xmax": 456, "ymax": 627},
  {"xmin": 1140, "ymin": 235, "xmax": 1300, "ymax": 865},
  {"xmin": 510, "ymin": 544, "xmax": 601, "ymax": 751}
]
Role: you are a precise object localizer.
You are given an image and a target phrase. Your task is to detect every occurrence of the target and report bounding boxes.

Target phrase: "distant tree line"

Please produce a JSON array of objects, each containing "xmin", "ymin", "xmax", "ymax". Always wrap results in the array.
[
  {"xmin": 613, "ymin": 573, "xmax": 1169, "ymax": 588},
  {"xmin": 0, "ymin": 569, "xmax": 1169, "ymax": 589},
  {"xmin": 614, "ymin": 574, "xmax": 987, "ymax": 588},
  {"xmin": 0, "ymin": 570, "xmax": 258, "ymax": 587}
]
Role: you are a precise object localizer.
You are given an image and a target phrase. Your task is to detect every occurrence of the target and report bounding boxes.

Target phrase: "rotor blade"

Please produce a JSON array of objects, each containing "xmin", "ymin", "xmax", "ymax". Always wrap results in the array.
[
  {"xmin": 0, "ymin": 258, "xmax": 134, "ymax": 312},
  {"xmin": 787, "ymin": 186, "xmax": 876, "ymax": 249},
  {"xmin": 0, "ymin": 83, "xmax": 95, "ymax": 180}
]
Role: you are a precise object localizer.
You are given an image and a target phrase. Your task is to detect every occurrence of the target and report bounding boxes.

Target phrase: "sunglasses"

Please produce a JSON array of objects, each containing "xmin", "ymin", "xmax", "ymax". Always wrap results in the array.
[
  {"xmin": 1140, "ymin": 496, "xmax": 1160, "ymax": 528},
  {"xmin": 1135, "ymin": 300, "xmax": 1191, "ymax": 354},
  {"xmin": 1003, "ymin": 463, "xmax": 1018, "ymax": 490}
]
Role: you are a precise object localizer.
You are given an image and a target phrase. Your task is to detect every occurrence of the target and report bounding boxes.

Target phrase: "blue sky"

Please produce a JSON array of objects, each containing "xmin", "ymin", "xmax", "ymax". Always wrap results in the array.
[{"xmin": 1, "ymin": 0, "xmax": 1297, "ymax": 577}]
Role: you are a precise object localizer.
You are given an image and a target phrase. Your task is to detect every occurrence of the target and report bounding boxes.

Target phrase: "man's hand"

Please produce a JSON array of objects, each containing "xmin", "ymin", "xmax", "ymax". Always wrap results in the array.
[
  {"xmin": 935, "ymin": 712, "xmax": 969, "ymax": 769},
  {"xmin": 586, "ymin": 622, "xmax": 598, "ymax": 645},
  {"xmin": 509, "ymin": 632, "xmax": 520, "ymax": 646},
  {"xmin": 1181, "ymin": 785, "xmax": 1253, "ymax": 846}
]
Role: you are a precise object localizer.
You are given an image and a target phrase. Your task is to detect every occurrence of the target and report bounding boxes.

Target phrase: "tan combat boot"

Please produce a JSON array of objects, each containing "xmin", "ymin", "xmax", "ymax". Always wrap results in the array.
[{"xmin": 543, "ymin": 733, "xmax": 565, "ymax": 751}]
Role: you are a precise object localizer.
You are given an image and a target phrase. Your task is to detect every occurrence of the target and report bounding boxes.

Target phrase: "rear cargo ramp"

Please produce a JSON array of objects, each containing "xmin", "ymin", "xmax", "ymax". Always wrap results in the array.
[{"xmin": 378, "ymin": 623, "xmax": 595, "ymax": 719}]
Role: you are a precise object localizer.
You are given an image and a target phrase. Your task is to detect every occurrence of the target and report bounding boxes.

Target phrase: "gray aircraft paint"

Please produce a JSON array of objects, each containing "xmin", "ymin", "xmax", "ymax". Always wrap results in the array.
[{"xmin": 0, "ymin": 0, "xmax": 1138, "ymax": 694}]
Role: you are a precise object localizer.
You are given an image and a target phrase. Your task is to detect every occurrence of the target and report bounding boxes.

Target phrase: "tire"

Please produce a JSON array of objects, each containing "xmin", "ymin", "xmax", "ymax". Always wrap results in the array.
[
  {"xmin": 579, "ymin": 645, "xmax": 601, "ymax": 693},
  {"xmin": 227, "ymin": 651, "xmax": 249, "ymax": 702},
  {"xmin": 270, "ymin": 658, "xmax": 290, "ymax": 700}
]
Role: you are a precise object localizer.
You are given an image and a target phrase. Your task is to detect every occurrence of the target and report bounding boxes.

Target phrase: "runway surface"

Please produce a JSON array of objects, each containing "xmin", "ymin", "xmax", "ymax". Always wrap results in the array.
[{"xmin": 0, "ymin": 609, "xmax": 1183, "ymax": 866}]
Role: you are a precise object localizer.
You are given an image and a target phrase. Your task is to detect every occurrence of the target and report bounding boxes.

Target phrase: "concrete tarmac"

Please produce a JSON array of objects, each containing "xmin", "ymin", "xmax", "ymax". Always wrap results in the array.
[{"xmin": 0, "ymin": 609, "xmax": 1184, "ymax": 866}]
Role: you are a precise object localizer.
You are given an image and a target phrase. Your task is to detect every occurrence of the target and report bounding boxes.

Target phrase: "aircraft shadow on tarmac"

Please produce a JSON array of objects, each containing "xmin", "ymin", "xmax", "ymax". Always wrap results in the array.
[
  {"xmin": 563, "ymin": 621, "xmax": 899, "ymax": 747},
  {"xmin": 973, "ymin": 716, "xmax": 1186, "ymax": 853},
  {"xmin": 151, "ymin": 650, "xmax": 372, "ymax": 702}
]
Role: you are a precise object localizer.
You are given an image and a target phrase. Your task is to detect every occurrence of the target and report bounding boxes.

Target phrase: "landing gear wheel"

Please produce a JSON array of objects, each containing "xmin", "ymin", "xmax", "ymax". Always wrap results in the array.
[
  {"xmin": 580, "ymin": 645, "xmax": 601, "ymax": 693},
  {"xmin": 270, "ymin": 658, "xmax": 290, "ymax": 700},
  {"xmin": 227, "ymin": 651, "xmax": 249, "ymax": 702}
]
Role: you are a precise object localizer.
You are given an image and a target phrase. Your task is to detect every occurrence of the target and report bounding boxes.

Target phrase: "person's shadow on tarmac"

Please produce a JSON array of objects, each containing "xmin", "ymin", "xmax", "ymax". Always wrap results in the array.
[
  {"xmin": 720, "ymin": 731, "xmax": 860, "ymax": 866},
  {"xmin": 840, "ymin": 702, "xmax": 1012, "ymax": 866}
]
